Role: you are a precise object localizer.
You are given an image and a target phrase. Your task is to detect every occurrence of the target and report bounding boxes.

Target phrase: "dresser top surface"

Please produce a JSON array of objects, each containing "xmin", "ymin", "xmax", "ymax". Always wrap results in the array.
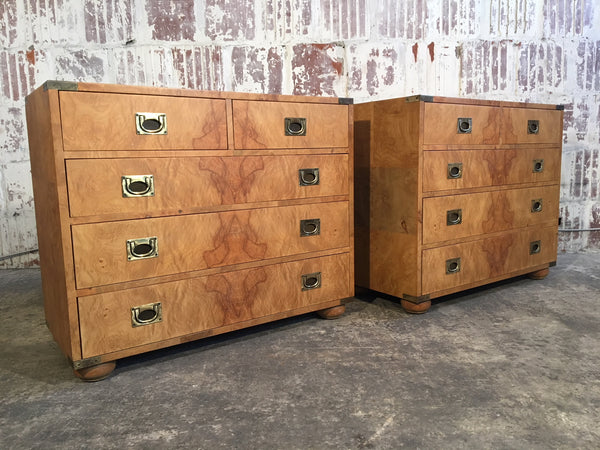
[{"xmin": 358, "ymin": 94, "xmax": 563, "ymax": 110}]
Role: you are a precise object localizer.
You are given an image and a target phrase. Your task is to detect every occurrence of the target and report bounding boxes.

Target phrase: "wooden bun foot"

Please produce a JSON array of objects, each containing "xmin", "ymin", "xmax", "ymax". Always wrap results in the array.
[
  {"xmin": 74, "ymin": 361, "xmax": 116, "ymax": 382},
  {"xmin": 317, "ymin": 304, "xmax": 346, "ymax": 319},
  {"xmin": 527, "ymin": 268, "xmax": 550, "ymax": 280},
  {"xmin": 401, "ymin": 299, "xmax": 431, "ymax": 314}
]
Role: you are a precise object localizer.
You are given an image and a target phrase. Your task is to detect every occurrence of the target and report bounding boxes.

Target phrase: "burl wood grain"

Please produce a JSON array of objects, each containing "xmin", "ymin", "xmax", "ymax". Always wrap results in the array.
[
  {"xmin": 502, "ymin": 107, "xmax": 563, "ymax": 144},
  {"xmin": 423, "ymin": 103, "xmax": 501, "ymax": 145},
  {"xmin": 72, "ymin": 201, "xmax": 350, "ymax": 288},
  {"xmin": 421, "ymin": 225, "xmax": 557, "ymax": 294},
  {"xmin": 77, "ymin": 253, "xmax": 350, "ymax": 357},
  {"xmin": 232, "ymin": 100, "xmax": 349, "ymax": 149},
  {"xmin": 66, "ymin": 155, "xmax": 349, "ymax": 217},
  {"xmin": 60, "ymin": 91, "xmax": 228, "ymax": 150},
  {"xmin": 422, "ymin": 185, "xmax": 560, "ymax": 245},
  {"xmin": 422, "ymin": 147, "xmax": 562, "ymax": 192}
]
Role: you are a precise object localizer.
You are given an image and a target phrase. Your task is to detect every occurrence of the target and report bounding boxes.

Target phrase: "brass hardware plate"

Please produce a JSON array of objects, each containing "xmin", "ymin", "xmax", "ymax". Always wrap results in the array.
[
  {"xmin": 299, "ymin": 168, "xmax": 320, "ymax": 186},
  {"xmin": 302, "ymin": 272, "xmax": 322, "ymax": 291},
  {"xmin": 528, "ymin": 119, "xmax": 539, "ymax": 134},
  {"xmin": 531, "ymin": 199, "xmax": 543, "ymax": 213},
  {"xmin": 284, "ymin": 117, "xmax": 306, "ymax": 136},
  {"xmin": 300, "ymin": 218, "xmax": 321, "ymax": 237},
  {"xmin": 530, "ymin": 240, "xmax": 541, "ymax": 254},
  {"xmin": 136, "ymin": 112, "xmax": 167, "ymax": 135},
  {"xmin": 447, "ymin": 163, "xmax": 463, "ymax": 179},
  {"xmin": 127, "ymin": 236, "xmax": 158, "ymax": 261},
  {"xmin": 131, "ymin": 302, "xmax": 163, "ymax": 327},
  {"xmin": 122, "ymin": 175, "xmax": 155, "ymax": 198},
  {"xmin": 446, "ymin": 258, "xmax": 461, "ymax": 274},
  {"xmin": 72, "ymin": 356, "xmax": 102, "ymax": 370},
  {"xmin": 532, "ymin": 159, "xmax": 544, "ymax": 173},
  {"xmin": 446, "ymin": 209, "xmax": 462, "ymax": 225},
  {"xmin": 457, "ymin": 117, "xmax": 472, "ymax": 134}
]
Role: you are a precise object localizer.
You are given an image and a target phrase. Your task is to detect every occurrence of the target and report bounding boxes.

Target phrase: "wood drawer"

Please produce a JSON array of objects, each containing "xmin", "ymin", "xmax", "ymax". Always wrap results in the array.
[
  {"xmin": 421, "ymin": 225, "xmax": 557, "ymax": 294},
  {"xmin": 502, "ymin": 107, "xmax": 563, "ymax": 144},
  {"xmin": 422, "ymin": 185, "xmax": 559, "ymax": 245},
  {"xmin": 422, "ymin": 147, "xmax": 562, "ymax": 192},
  {"xmin": 78, "ymin": 253, "xmax": 350, "ymax": 357},
  {"xmin": 232, "ymin": 100, "xmax": 349, "ymax": 149},
  {"xmin": 60, "ymin": 92, "xmax": 227, "ymax": 151},
  {"xmin": 66, "ymin": 155, "xmax": 349, "ymax": 218},
  {"xmin": 423, "ymin": 103, "xmax": 500, "ymax": 145},
  {"xmin": 72, "ymin": 201, "xmax": 350, "ymax": 288}
]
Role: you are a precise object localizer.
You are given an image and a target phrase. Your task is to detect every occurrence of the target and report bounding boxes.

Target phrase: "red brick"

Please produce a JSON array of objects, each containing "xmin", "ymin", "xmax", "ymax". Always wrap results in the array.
[
  {"xmin": 0, "ymin": 0, "xmax": 18, "ymax": 47},
  {"xmin": 0, "ymin": 49, "xmax": 37, "ymax": 102},
  {"xmin": 265, "ymin": 0, "xmax": 311, "ymax": 39},
  {"xmin": 55, "ymin": 50, "xmax": 106, "ymax": 82},
  {"xmin": 147, "ymin": 0, "xmax": 196, "ymax": 41},
  {"xmin": 206, "ymin": 0, "xmax": 255, "ymax": 41},
  {"xmin": 291, "ymin": 44, "xmax": 344, "ymax": 96},
  {"xmin": 231, "ymin": 47, "xmax": 283, "ymax": 94},
  {"xmin": 85, "ymin": 0, "xmax": 134, "ymax": 44}
]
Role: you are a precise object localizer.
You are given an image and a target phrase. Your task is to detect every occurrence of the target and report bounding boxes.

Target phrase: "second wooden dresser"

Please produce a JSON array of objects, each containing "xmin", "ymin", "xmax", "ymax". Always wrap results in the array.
[
  {"xmin": 355, "ymin": 95, "xmax": 562, "ymax": 313},
  {"xmin": 27, "ymin": 81, "xmax": 354, "ymax": 380}
]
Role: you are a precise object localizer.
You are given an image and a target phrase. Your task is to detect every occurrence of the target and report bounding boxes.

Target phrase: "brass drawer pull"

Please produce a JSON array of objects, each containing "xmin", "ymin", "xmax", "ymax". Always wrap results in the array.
[
  {"xmin": 300, "ymin": 218, "xmax": 321, "ymax": 236},
  {"xmin": 530, "ymin": 240, "xmax": 541, "ymax": 254},
  {"xmin": 127, "ymin": 237, "xmax": 158, "ymax": 261},
  {"xmin": 302, "ymin": 272, "xmax": 321, "ymax": 290},
  {"xmin": 285, "ymin": 117, "xmax": 307, "ymax": 136},
  {"xmin": 446, "ymin": 258, "xmax": 461, "ymax": 274},
  {"xmin": 532, "ymin": 159, "xmax": 544, "ymax": 173},
  {"xmin": 122, "ymin": 175, "xmax": 155, "ymax": 197},
  {"xmin": 531, "ymin": 199, "xmax": 543, "ymax": 213},
  {"xmin": 299, "ymin": 168, "xmax": 320, "ymax": 186},
  {"xmin": 131, "ymin": 302, "xmax": 162, "ymax": 327},
  {"xmin": 446, "ymin": 209, "xmax": 462, "ymax": 225},
  {"xmin": 457, "ymin": 117, "xmax": 472, "ymax": 134},
  {"xmin": 528, "ymin": 119, "xmax": 539, "ymax": 134},
  {"xmin": 136, "ymin": 112, "xmax": 167, "ymax": 135},
  {"xmin": 447, "ymin": 163, "xmax": 463, "ymax": 179}
]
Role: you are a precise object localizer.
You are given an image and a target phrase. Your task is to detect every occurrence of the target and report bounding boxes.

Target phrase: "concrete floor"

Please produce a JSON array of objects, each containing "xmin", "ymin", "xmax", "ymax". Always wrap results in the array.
[{"xmin": 1, "ymin": 253, "xmax": 599, "ymax": 449}]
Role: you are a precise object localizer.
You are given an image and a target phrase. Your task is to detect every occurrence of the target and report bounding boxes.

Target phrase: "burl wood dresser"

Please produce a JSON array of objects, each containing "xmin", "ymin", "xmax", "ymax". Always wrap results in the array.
[
  {"xmin": 355, "ymin": 95, "xmax": 562, "ymax": 313},
  {"xmin": 26, "ymin": 81, "xmax": 354, "ymax": 380}
]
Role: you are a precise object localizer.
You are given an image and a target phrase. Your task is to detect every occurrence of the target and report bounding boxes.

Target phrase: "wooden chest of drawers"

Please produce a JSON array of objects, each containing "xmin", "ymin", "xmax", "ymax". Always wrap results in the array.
[
  {"xmin": 26, "ymin": 81, "xmax": 354, "ymax": 380},
  {"xmin": 354, "ymin": 95, "xmax": 562, "ymax": 313}
]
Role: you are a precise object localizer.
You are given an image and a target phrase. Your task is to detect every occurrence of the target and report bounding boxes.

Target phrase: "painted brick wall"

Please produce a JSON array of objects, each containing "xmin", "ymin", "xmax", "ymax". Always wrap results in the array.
[{"xmin": 1, "ymin": 0, "xmax": 599, "ymax": 267}]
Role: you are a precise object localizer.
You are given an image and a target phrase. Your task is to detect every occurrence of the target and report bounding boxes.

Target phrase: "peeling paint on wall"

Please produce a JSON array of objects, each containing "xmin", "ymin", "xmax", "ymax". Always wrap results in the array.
[{"xmin": 0, "ymin": 0, "xmax": 599, "ymax": 268}]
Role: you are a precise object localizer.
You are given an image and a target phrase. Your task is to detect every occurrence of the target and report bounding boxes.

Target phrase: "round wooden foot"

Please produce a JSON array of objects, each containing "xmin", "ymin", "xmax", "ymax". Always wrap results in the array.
[
  {"xmin": 527, "ymin": 268, "xmax": 549, "ymax": 280},
  {"xmin": 316, "ymin": 304, "xmax": 346, "ymax": 319},
  {"xmin": 401, "ymin": 299, "xmax": 431, "ymax": 314},
  {"xmin": 74, "ymin": 361, "xmax": 116, "ymax": 382}
]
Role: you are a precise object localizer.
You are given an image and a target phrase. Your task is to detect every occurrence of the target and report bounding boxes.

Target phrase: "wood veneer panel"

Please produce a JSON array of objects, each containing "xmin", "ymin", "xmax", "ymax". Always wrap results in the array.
[
  {"xmin": 502, "ymin": 107, "xmax": 563, "ymax": 144},
  {"xmin": 423, "ymin": 103, "xmax": 501, "ymax": 145},
  {"xmin": 78, "ymin": 253, "xmax": 350, "ymax": 357}
]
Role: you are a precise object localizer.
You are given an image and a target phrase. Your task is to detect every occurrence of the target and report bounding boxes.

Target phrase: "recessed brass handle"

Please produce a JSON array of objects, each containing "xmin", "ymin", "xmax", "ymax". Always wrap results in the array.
[
  {"xmin": 531, "ymin": 199, "xmax": 543, "ymax": 213},
  {"xmin": 299, "ymin": 168, "xmax": 319, "ymax": 186},
  {"xmin": 532, "ymin": 159, "xmax": 544, "ymax": 173},
  {"xmin": 447, "ymin": 163, "xmax": 463, "ymax": 179},
  {"xmin": 457, "ymin": 117, "xmax": 472, "ymax": 134},
  {"xmin": 122, "ymin": 175, "xmax": 155, "ymax": 197},
  {"xmin": 285, "ymin": 117, "xmax": 307, "ymax": 136},
  {"xmin": 300, "ymin": 218, "xmax": 321, "ymax": 237},
  {"xmin": 447, "ymin": 209, "xmax": 462, "ymax": 225},
  {"xmin": 446, "ymin": 258, "xmax": 461, "ymax": 274},
  {"xmin": 528, "ymin": 119, "xmax": 539, "ymax": 134},
  {"xmin": 302, "ymin": 272, "xmax": 321, "ymax": 290},
  {"xmin": 530, "ymin": 240, "xmax": 541, "ymax": 254},
  {"xmin": 127, "ymin": 237, "xmax": 158, "ymax": 261},
  {"xmin": 136, "ymin": 112, "xmax": 167, "ymax": 135},
  {"xmin": 131, "ymin": 302, "xmax": 162, "ymax": 327}
]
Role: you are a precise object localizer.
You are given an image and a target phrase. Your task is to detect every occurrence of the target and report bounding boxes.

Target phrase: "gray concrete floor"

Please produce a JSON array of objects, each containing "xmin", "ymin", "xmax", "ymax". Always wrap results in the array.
[{"xmin": 1, "ymin": 253, "xmax": 599, "ymax": 449}]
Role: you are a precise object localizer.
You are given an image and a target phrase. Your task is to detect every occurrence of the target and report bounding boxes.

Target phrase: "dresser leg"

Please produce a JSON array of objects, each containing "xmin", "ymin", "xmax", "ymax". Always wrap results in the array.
[
  {"xmin": 73, "ymin": 361, "xmax": 116, "ymax": 382},
  {"xmin": 316, "ymin": 304, "xmax": 346, "ymax": 319},
  {"xmin": 401, "ymin": 299, "xmax": 431, "ymax": 314},
  {"xmin": 527, "ymin": 267, "xmax": 550, "ymax": 280}
]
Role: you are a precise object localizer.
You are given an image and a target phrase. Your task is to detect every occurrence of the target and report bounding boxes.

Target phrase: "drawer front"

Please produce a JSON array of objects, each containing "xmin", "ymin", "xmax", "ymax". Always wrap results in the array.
[
  {"xmin": 60, "ymin": 92, "xmax": 227, "ymax": 151},
  {"xmin": 72, "ymin": 202, "xmax": 350, "ymax": 288},
  {"xmin": 67, "ymin": 155, "xmax": 349, "ymax": 217},
  {"xmin": 502, "ymin": 108, "xmax": 563, "ymax": 144},
  {"xmin": 78, "ymin": 253, "xmax": 351, "ymax": 357},
  {"xmin": 422, "ymin": 147, "xmax": 562, "ymax": 192},
  {"xmin": 421, "ymin": 226, "xmax": 557, "ymax": 294},
  {"xmin": 232, "ymin": 100, "xmax": 349, "ymax": 149},
  {"xmin": 423, "ymin": 103, "xmax": 500, "ymax": 145},
  {"xmin": 422, "ymin": 185, "xmax": 559, "ymax": 245}
]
